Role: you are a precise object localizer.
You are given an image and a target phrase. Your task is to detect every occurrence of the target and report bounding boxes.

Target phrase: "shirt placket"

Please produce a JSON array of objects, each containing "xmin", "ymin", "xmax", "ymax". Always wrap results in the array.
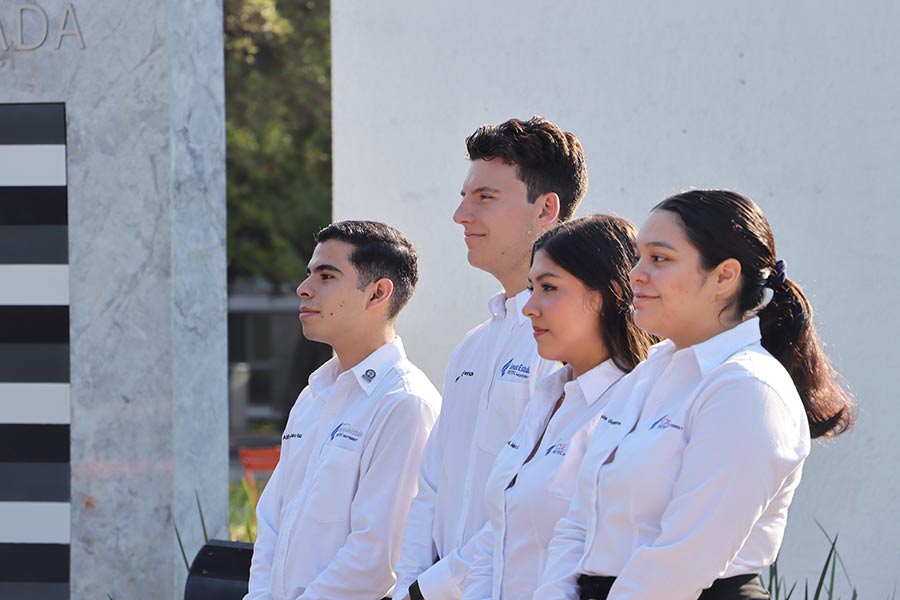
[
  {"xmin": 275, "ymin": 389, "xmax": 332, "ymax": 598},
  {"xmin": 456, "ymin": 311, "xmax": 512, "ymax": 547},
  {"xmin": 582, "ymin": 376, "xmax": 648, "ymax": 558},
  {"xmin": 500, "ymin": 391, "xmax": 554, "ymax": 597}
]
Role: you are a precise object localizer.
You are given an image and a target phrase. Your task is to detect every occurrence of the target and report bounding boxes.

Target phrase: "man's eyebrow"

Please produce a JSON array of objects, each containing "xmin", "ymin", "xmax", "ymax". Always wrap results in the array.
[
  {"xmin": 461, "ymin": 185, "xmax": 503, "ymax": 196},
  {"xmin": 306, "ymin": 264, "xmax": 343, "ymax": 275}
]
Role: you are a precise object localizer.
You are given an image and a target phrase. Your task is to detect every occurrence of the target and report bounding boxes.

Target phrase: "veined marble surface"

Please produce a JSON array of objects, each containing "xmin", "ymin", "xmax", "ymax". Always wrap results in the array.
[{"xmin": 1, "ymin": 0, "xmax": 227, "ymax": 598}]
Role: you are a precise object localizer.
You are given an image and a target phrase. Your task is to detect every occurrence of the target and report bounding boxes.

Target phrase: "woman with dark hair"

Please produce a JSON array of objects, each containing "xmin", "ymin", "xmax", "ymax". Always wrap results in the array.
[
  {"xmin": 459, "ymin": 215, "xmax": 655, "ymax": 600},
  {"xmin": 536, "ymin": 190, "xmax": 854, "ymax": 600}
]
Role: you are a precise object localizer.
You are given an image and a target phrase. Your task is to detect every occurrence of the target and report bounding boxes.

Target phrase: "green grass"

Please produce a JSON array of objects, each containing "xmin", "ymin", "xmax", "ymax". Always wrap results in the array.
[
  {"xmin": 229, "ymin": 477, "xmax": 263, "ymax": 543},
  {"xmin": 769, "ymin": 526, "xmax": 859, "ymax": 600}
]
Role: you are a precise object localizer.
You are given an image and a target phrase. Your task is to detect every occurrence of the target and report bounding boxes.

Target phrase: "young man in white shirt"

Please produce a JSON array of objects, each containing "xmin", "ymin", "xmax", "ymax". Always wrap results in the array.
[
  {"xmin": 245, "ymin": 221, "xmax": 441, "ymax": 600},
  {"xmin": 395, "ymin": 117, "xmax": 589, "ymax": 600}
]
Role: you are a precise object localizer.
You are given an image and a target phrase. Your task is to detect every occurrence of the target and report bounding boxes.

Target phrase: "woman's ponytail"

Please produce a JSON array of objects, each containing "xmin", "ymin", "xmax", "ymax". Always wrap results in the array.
[
  {"xmin": 759, "ymin": 278, "xmax": 854, "ymax": 438},
  {"xmin": 655, "ymin": 190, "xmax": 855, "ymax": 439}
]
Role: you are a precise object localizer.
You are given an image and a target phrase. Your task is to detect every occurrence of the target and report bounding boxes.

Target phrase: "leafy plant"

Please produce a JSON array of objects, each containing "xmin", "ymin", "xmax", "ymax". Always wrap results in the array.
[
  {"xmin": 224, "ymin": 0, "xmax": 332, "ymax": 286},
  {"xmin": 172, "ymin": 489, "xmax": 212, "ymax": 572},
  {"xmin": 230, "ymin": 477, "xmax": 259, "ymax": 543},
  {"xmin": 768, "ymin": 527, "xmax": 858, "ymax": 600}
]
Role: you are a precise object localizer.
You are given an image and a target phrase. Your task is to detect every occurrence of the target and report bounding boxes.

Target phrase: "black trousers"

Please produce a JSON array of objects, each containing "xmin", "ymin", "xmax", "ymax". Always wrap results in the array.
[{"xmin": 577, "ymin": 573, "xmax": 770, "ymax": 600}]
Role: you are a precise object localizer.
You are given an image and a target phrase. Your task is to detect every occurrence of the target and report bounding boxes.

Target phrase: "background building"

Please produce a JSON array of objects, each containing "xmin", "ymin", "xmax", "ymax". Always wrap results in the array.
[{"xmin": 332, "ymin": 1, "xmax": 899, "ymax": 596}]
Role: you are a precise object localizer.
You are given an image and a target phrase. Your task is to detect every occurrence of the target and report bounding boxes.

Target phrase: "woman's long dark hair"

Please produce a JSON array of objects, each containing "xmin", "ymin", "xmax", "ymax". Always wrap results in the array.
[
  {"xmin": 655, "ymin": 190, "xmax": 855, "ymax": 439},
  {"xmin": 533, "ymin": 214, "xmax": 656, "ymax": 373}
]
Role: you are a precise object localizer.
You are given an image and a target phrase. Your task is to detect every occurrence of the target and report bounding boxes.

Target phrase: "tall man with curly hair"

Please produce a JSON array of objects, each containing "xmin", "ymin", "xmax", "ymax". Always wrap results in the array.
[{"xmin": 396, "ymin": 117, "xmax": 589, "ymax": 600}]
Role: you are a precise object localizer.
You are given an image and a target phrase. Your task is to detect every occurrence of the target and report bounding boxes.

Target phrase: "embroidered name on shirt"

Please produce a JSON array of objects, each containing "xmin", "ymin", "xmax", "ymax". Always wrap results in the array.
[
  {"xmin": 330, "ymin": 422, "xmax": 363, "ymax": 442},
  {"xmin": 545, "ymin": 442, "xmax": 568, "ymax": 456},
  {"xmin": 507, "ymin": 440, "xmax": 520, "ymax": 449},
  {"xmin": 455, "ymin": 370, "xmax": 475, "ymax": 382},
  {"xmin": 650, "ymin": 415, "xmax": 684, "ymax": 431},
  {"xmin": 283, "ymin": 432, "xmax": 303, "ymax": 441},
  {"xmin": 499, "ymin": 358, "xmax": 530, "ymax": 381},
  {"xmin": 600, "ymin": 414, "xmax": 622, "ymax": 426}
]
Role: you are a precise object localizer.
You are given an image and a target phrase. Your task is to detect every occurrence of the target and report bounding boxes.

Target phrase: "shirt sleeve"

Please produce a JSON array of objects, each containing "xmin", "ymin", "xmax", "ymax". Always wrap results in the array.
[
  {"xmin": 415, "ymin": 537, "xmax": 472, "ymax": 600},
  {"xmin": 532, "ymin": 464, "xmax": 592, "ymax": 600},
  {"xmin": 396, "ymin": 345, "xmax": 466, "ymax": 597},
  {"xmin": 244, "ymin": 444, "xmax": 286, "ymax": 600},
  {"xmin": 458, "ymin": 521, "xmax": 495, "ymax": 600},
  {"xmin": 404, "ymin": 410, "xmax": 480, "ymax": 600},
  {"xmin": 298, "ymin": 394, "xmax": 438, "ymax": 600},
  {"xmin": 395, "ymin": 405, "xmax": 444, "ymax": 595},
  {"xmin": 608, "ymin": 378, "xmax": 809, "ymax": 600}
]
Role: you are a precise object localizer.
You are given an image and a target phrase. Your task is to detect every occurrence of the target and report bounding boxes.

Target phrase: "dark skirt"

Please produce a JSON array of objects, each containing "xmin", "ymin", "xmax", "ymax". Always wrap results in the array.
[{"xmin": 577, "ymin": 573, "xmax": 770, "ymax": 600}]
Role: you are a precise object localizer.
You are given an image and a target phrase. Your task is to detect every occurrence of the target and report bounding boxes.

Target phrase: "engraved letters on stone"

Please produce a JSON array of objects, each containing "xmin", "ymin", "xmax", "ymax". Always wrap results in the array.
[{"xmin": 0, "ymin": 3, "xmax": 84, "ymax": 52}]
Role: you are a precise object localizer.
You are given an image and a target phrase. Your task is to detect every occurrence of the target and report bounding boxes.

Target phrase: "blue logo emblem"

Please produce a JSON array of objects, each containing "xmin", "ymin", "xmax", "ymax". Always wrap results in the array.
[
  {"xmin": 330, "ymin": 422, "xmax": 363, "ymax": 441},
  {"xmin": 500, "ymin": 358, "xmax": 530, "ymax": 381},
  {"xmin": 650, "ymin": 415, "xmax": 684, "ymax": 431},
  {"xmin": 544, "ymin": 441, "xmax": 568, "ymax": 456}
]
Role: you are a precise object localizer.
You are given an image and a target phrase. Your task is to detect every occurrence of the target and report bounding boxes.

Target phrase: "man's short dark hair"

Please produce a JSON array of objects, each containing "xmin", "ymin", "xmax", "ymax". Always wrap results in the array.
[
  {"xmin": 465, "ymin": 116, "xmax": 588, "ymax": 221},
  {"xmin": 315, "ymin": 220, "xmax": 418, "ymax": 319}
]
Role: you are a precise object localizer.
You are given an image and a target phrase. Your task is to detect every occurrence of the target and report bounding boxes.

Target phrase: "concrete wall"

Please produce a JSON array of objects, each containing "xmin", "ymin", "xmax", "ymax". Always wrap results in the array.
[
  {"xmin": 0, "ymin": 0, "xmax": 227, "ymax": 597},
  {"xmin": 333, "ymin": 1, "xmax": 899, "ymax": 595}
]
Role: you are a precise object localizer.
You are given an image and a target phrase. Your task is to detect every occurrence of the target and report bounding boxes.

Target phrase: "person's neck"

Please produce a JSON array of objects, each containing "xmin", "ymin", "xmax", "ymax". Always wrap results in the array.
[
  {"xmin": 670, "ymin": 318, "xmax": 737, "ymax": 351},
  {"xmin": 332, "ymin": 326, "xmax": 395, "ymax": 373},
  {"xmin": 497, "ymin": 265, "xmax": 530, "ymax": 298}
]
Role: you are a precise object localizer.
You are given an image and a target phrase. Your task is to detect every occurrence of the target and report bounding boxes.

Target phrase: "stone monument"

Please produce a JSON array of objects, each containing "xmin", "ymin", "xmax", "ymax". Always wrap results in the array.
[{"xmin": 0, "ymin": 1, "xmax": 227, "ymax": 598}]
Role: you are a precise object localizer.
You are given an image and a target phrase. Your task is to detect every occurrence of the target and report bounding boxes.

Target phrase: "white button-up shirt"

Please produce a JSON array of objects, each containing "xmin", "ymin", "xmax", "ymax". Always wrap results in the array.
[
  {"xmin": 461, "ymin": 360, "xmax": 625, "ymax": 600},
  {"xmin": 396, "ymin": 290, "xmax": 558, "ymax": 599},
  {"xmin": 536, "ymin": 318, "xmax": 811, "ymax": 600},
  {"xmin": 245, "ymin": 337, "xmax": 441, "ymax": 600}
]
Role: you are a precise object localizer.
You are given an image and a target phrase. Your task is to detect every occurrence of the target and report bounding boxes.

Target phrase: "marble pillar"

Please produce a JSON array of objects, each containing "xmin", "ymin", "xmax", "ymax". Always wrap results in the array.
[{"xmin": 0, "ymin": 0, "xmax": 227, "ymax": 598}]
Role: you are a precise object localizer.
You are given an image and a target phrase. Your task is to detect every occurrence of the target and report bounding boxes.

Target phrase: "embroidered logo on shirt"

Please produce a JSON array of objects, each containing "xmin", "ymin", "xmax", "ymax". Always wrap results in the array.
[
  {"xmin": 499, "ymin": 358, "xmax": 530, "ymax": 381},
  {"xmin": 600, "ymin": 414, "xmax": 622, "ymax": 426},
  {"xmin": 650, "ymin": 415, "xmax": 684, "ymax": 431},
  {"xmin": 362, "ymin": 369, "xmax": 376, "ymax": 382},
  {"xmin": 282, "ymin": 432, "xmax": 303, "ymax": 441},
  {"xmin": 544, "ymin": 442, "xmax": 568, "ymax": 457},
  {"xmin": 455, "ymin": 370, "xmax": 475, "ymax": 382},
  {"xmin": 330, "ymin": 422, "xmax": 363, "ymax": 442},
  {"xmin": 507, "ymin": 440, "xmax": 520, "ymax": 449}
]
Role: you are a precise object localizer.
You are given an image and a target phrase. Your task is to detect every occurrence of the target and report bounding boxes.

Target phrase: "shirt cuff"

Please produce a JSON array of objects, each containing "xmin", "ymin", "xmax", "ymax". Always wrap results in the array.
[
  {"xmin": 416, "ymin": 559, "xmax": 462, "ymax": 600},
  {"xmin": 409, "ymin": 580, "xmax": 425, "ymax": 600}
]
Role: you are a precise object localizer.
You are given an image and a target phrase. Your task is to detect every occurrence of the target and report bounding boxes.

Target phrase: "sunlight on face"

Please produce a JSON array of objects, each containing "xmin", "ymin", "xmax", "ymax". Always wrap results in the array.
[
  {"xmin": 295, "ymin": 239, "xmax": 369, "ymax": 347},
  {"xmin": 630, "ymin": 210, "xmax": 721, "ymax": 348},
  {"xmin": 522, "ymin": 250, "xmax": 607, "ymax": 377},
  {"xmin": 454, "ymin": 159, "xmax": 544, "ymax": 283}
]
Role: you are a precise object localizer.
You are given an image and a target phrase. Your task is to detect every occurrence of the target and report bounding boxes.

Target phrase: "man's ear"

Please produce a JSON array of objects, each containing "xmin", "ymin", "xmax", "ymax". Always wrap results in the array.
[
  {"xmin": 713, "ymin": 257, "xmax": 742, "ymax": 299},
  {"xmin": 535, "ymin": 192, "xmax": 561, "ymax": 227},
  {"xmin": 366, "ymin": 278, "xmax": 394, "ymax": 313}
]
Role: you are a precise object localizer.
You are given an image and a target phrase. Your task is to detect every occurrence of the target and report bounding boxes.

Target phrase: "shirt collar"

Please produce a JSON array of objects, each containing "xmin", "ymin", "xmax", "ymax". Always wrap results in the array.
[
  {"xmin": 535, "ymin": 363, "xmax": 573, "ymax": 398},
  {"xmin": 572, "ymin": 358, "xmax": 627, "ymax": 406},
  {"xmin": 307, "ymin": 337, "xmax": 406, "ymax": 397},
  {"xmin": 349, "ymin": 337, "xmax": 406, "ymax": 396},
  {"xmin": 308, "ymin": 355, "xmax": 340, "ymax": 396},
  {"xmin": 689, "ymin": 317, "xmax": 762, "ymax": 376},
  {"xmin": 487, "ymin": 288, "xmax": 532, "ymax": 325},
  {"xmin": 487, "ymin": 290, "xmax": 508, "ymax": 317}
]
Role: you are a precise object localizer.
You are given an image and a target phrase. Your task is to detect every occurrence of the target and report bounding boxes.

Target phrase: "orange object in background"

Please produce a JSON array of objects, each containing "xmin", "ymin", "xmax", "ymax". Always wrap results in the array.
[{"xmin": 239, "ymin": 445, "xmax": 281, "ymax": 503}]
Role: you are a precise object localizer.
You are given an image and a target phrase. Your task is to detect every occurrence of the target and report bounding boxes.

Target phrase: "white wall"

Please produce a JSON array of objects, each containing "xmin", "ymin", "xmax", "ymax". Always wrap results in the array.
[{"xmin": 333, "ymin": 1, "xmax": 900, "ymax": 595}]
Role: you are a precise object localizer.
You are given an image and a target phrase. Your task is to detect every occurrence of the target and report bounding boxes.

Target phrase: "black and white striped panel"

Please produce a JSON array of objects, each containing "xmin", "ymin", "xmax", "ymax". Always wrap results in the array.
[{"xmin": 0, "ymin": 103, "xmax": 70, "ymax": 599}]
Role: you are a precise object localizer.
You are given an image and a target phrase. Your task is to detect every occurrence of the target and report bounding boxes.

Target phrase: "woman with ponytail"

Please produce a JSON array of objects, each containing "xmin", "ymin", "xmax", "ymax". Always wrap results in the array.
[{"xmin": 536, "ymin": 190, "xmax": 854, "ymax": 600}]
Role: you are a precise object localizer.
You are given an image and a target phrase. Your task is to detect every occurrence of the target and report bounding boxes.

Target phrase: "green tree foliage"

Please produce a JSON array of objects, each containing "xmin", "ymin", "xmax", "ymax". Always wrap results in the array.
[{"xmin": 225, "ymin": 0, "xmax": 331, "ymax": 286}]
